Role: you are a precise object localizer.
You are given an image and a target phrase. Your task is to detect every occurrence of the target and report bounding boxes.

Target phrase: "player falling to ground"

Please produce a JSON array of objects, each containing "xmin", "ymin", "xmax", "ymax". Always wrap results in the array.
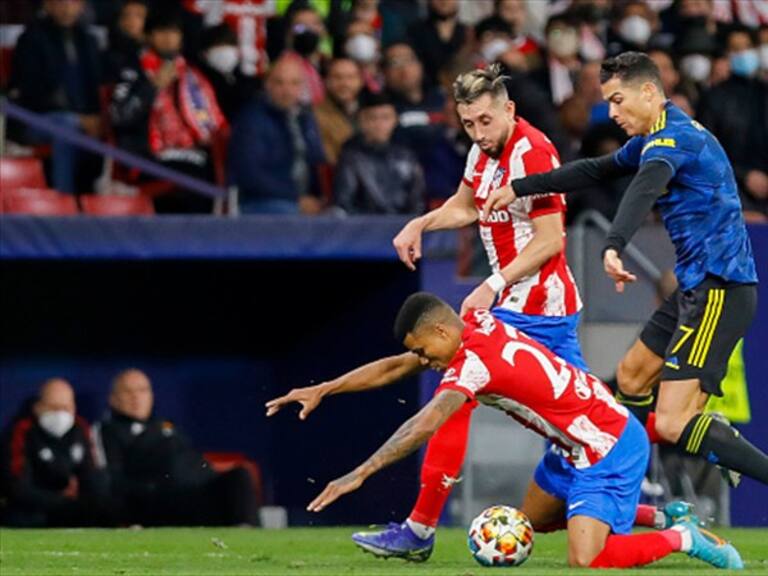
[
  {"xmin": 268, "ymin": 323, "xmax": 713, "ymax": 562},
  {"xmin": 483, "ymin": 51, "xmax": 767, "ymax": 487},
  {"xmin": 301, "ymin": 294, "xmax": 743, "ymax": 569}
]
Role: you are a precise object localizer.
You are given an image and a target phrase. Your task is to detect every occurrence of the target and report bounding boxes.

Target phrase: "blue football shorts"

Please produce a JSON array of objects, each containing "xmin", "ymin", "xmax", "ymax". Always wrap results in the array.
[{"xmin": 533, "ymin": 415, "xmax": 650, "ymax": 534}]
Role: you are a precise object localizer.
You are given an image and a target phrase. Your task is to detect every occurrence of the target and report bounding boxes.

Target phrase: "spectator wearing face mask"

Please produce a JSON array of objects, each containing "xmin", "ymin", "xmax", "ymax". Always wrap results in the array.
[
  {"xmin": 184, "ymin": 0, "xmax": 276, "ymax": 78},
  {"xmin": 476, "ymin": 0, "xmax": 542, "ymax": 69},
  {"xmin": 110, "ymin": 10, "xmax": 227, "ymax": 213},
  {"xmin": 605, "ymin": 1, "xmax": 660, "ymax": 57},
  {"xmin": 343, "ymin": 20, "xmax": 383, "ymax": 93},
  {"xmin": 673, "ymin": 23, "xmax": 716, "ymax": 107},
  {"xmin": 284, "ymin": 5, "xmax": 328, "ymax": 106},
  {"xmin": 698, "ymin": 26, "xmax": 768, "ymax": 220},
  {"xmin": 197, "ymin": 24, "xmax": 258, "ymax": 122},
  {"xmin": 1, "ymin": 379, "xmax": 112, "ymax": 527},
  {"xmin": 406, "ymin": 0, "xmax": 470, "ymax": 90},
  {"xmin": 531, "ymin": 12, "xmax": 581, "ymax": 106}
]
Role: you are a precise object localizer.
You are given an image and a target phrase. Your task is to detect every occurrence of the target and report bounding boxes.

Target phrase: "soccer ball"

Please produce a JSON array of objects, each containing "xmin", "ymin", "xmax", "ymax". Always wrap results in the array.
[{"xmin": 468, "ymin": 505, "xmax": 534, "ymax": 567}]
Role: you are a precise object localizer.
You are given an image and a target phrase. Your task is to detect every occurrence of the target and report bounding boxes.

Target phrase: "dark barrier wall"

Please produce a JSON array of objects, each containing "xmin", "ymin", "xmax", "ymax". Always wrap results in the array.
[{"xmin": 0, "ymin": 258, "xmax": 421, "ymax": 525}]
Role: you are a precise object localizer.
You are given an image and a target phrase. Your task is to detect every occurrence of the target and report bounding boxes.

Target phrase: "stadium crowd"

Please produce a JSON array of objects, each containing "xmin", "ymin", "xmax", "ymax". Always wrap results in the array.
[{"xmin": 1, "ymin": 0, "xmax": 767, "ymax": 219}]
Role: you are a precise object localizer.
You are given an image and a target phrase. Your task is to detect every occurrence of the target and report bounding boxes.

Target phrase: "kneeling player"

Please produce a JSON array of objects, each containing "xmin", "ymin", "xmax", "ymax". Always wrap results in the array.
[{"xmin": 300, "ymin": 294, "xmax": 743, "ymax": 569}]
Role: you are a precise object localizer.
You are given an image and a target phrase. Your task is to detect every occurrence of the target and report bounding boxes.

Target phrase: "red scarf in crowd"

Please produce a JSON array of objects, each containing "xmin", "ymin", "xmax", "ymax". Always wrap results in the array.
[{"xmin": 141, "ymin": 50, "xmax": 227, "ymax": 155}]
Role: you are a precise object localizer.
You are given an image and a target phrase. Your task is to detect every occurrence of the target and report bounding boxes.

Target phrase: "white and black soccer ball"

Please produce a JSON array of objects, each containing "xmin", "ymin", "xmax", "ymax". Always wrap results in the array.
[{"xmin": 468, "ymin": 505, "xmax": 534, "ymax": 567}]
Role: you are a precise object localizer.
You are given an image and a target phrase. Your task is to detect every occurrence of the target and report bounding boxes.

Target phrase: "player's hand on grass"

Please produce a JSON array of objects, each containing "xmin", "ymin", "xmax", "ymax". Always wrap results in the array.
[
  {"xmin": 265, "ymin": 384, "xmax": 326, "ymax": 420},
  {"xmin": 603, "ymin": 249, "xmax": 637, "ymax": 293},
  {"xmin": 307, "ymin": 469, "xmax": 364, "ymax": 512},
  {"xmin": 481, "ymin": 184, "xmax": 517, "ymax": 222},
  {"xmin": 393, "ymin": 219, "xmax": 424, "ymax": 271},
  {"xmin": 460, "ymin": 282, "xmax": 497, "ymax": 317}
]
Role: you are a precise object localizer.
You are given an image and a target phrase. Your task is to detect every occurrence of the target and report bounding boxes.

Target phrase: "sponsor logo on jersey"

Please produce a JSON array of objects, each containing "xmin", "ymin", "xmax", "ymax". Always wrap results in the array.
[{"xmin": 642, "ymin": 138, "xmax": 676, "ymax": 155}]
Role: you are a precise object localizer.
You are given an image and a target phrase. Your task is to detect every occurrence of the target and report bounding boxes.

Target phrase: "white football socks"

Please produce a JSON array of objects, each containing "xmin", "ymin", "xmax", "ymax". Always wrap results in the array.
[
  {"xmin": 406, "ymin": 518, "xmax": 436, "ymax": 540},
  {"xmin": 670, "ymin": 524, "xmax": 693, "ymax": 552}
]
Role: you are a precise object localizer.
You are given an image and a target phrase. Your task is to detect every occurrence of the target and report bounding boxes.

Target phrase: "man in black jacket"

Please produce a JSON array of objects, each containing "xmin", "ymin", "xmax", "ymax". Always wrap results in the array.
[
  {"xmin": 94, "ymin": 369, "xmax": 256, "ymax": 526},
  {"xmin": 10, "ymin": 0, "xmax": 102, "ymax": 193},
  {"xmin": 334, "ymin": 90, "xmax": 424, "ymax": 215},
  {"xmin": 698, "ymin": 26, "xmax": 768, "ymax": 219},
  {"xmin": 1, "ymin": 378, "xmax": 112, "ymax": 527}
]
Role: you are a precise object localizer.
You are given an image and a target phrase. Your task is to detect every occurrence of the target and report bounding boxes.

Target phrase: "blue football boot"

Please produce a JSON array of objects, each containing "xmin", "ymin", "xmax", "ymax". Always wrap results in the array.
[
  {"xmin": 662, "ymin": 500, "xmax": 699, "ymax": 528},
  {"xmin": 678, "ymin": 521, "xmax": 744, "ymax": 570},
  {"xmin": 352, "ymin": 522, "xmax": 434, "ymax": 562}
]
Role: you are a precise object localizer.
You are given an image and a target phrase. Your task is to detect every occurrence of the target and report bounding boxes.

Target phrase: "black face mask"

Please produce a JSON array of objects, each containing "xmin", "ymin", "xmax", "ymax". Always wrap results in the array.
[{"xmin": 292, "ymin": 29, "xmax": 320, "ymax": 56}]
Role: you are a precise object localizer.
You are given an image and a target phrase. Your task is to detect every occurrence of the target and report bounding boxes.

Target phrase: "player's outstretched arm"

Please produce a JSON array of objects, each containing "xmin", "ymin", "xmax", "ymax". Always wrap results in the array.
[
  {"xmin": 265, "ymin": 352, "xmax": 424, "ymax": 420},
  {"xmin": 307, "ymin": 389, "xmax": 467, "ymax": 512},
  {"xmin": 482, "ymin": 154, "xmax": 632, "ymax": 219},
  {"xmin": 393, "ymin": 182, "xmax": 477, "ymax": 270}
]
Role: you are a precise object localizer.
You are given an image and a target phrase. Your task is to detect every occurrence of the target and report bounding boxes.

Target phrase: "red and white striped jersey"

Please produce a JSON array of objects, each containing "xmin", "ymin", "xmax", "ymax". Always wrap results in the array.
[
  {"xmin": 438, "ymin": 310, "xmax": 629, "ymax": 468},
  {"xmin": 462, "ymin": 117, "xmax": 581, "ymax": 316},
  {"xmin": 184, "ymin": 0, "xmax": 275, "ymax": 77}
]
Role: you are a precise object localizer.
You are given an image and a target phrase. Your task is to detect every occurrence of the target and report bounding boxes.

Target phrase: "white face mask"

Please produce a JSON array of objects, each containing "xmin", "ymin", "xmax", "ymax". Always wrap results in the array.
[
  {"xmin": 680, "ymin": 54, "xmax": 711, "ymax": 83},
  {"xmin": 345, "ymin": 34, "xmax": 378, "ymax": 64},
  {"xmin": 205, "ymin": 46, "xmax": 239, "ymax": 75},
  {"xmin": 619, "ymin": 15, "xmax": 652, "ymax": 45},
  {"xmin": 38, "ymin": 410, "xmax": 75, "ymax": 438},
  {"xmin": 760, "ymin": 44, "xmax": 768, "ymax": 71},
  {"xmin": 481, "ymin": 38, "xmax": 512, "ymax": 64}
]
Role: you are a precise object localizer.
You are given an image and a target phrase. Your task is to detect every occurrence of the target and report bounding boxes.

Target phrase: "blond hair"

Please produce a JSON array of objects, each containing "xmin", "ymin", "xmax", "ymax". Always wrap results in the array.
[{"xmin": 452, "ymin": 64, "xmax": 509, "ymax": 105}]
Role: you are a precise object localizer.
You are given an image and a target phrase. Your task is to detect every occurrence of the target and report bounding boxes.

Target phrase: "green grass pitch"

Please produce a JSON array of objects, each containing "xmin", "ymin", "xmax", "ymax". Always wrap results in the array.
[{"xmin": 1, "ymin": 527, "xmax": 767, "ymax": 575}]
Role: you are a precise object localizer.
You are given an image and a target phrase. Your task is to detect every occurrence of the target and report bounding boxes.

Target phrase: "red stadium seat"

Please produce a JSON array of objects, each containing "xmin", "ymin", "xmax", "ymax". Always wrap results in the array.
[
  {"xmin": 0, "ymin": 157, "xmax": 47, "ymax": 191},
  {"xmin": 80, "ymin": 194, "xmax": 155, "ymax": 216},
  {"xmin": 204, "ymin": 452, "xmax": 264, "ymax": 507},
  {"xmin": 3, "ymin": 188, "xmax": 78, "ymax": 216}
]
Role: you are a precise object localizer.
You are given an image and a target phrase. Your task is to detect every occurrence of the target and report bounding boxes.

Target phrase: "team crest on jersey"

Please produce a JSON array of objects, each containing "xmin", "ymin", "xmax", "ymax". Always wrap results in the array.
[{"xmin": 491, "ymin": 167, "xmax": 506, "ymax": 189}]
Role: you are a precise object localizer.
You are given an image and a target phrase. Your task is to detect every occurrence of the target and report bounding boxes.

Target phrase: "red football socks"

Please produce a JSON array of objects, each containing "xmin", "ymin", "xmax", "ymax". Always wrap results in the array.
[
  {"xmin": 589, "ymin": 530, "xmax": 682, "ymax": 568},
  {"xmin": 408, "ymin": 400, "xmax": 473, "ymax": 526}
]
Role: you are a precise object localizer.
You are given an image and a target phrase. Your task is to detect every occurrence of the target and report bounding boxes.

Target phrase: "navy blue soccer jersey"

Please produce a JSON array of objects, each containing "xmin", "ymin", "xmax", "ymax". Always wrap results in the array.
[{"xmin": 613, "ymin": 101, "xmax": 757, "ymax": 291}]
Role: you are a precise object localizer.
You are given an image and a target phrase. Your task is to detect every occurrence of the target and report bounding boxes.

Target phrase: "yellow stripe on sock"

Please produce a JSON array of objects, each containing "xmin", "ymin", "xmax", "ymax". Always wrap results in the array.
[
  {"xmin": 690, "ymin": 415, "xmax": 713, "ymax": 454},
  {"xmin": 686, "ymin": 415, "xmax": 710, "ymax": 453}
]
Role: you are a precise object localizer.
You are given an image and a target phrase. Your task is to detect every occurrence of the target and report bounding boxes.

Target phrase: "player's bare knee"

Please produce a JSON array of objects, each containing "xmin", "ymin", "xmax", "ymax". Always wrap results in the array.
[
  {"xmin": 568, "ymin": 550, "xmax": 596, "ymax": 568},
  {"xmin": 616, "ymin": 357, "xmax": 649, "ymax": 396}
]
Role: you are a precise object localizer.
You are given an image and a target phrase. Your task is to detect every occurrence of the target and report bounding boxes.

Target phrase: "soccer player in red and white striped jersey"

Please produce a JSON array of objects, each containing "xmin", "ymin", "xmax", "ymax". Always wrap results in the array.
[{"xmin": 304, "ymin": 294, "xmax": 742, "ymax": 569}]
